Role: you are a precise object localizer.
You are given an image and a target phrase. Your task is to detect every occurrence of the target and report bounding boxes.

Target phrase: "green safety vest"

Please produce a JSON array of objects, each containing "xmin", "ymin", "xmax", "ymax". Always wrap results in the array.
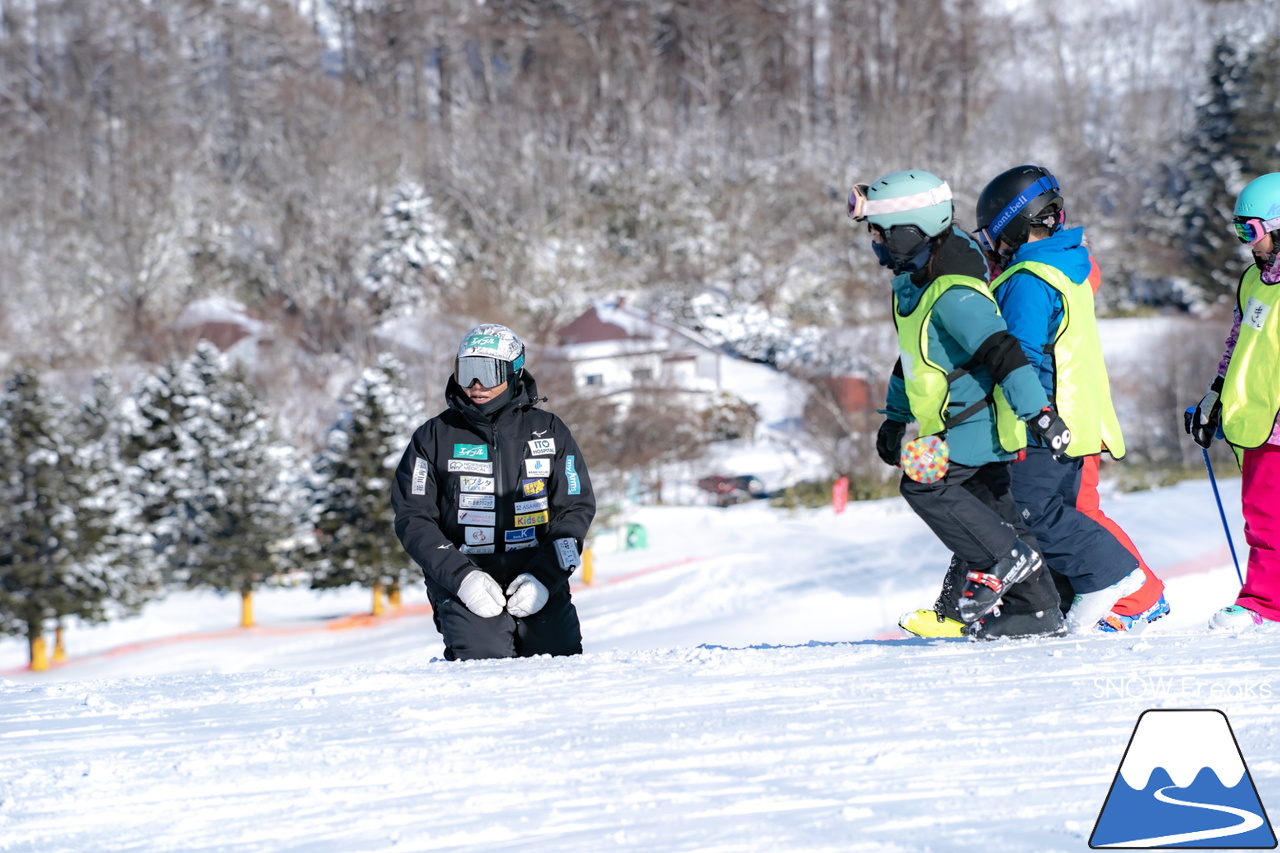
[
  {"xmin": 991, "ymin": 260, "xmax": 1125, "ymax": 458},
  {"xmin": 893, "ymin": 274, "xmax": 1024, "ymax": 451},
  {"xmin": 1221, "ymin": 266, "xmax": 1280, "ymax": 449}
]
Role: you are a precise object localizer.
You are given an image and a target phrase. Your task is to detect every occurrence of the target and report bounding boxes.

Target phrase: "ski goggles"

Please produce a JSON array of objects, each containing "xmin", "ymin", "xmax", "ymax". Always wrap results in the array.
[
  {"xmin": 1231, "ymin": 215, "xmax": 1280, "ymax": 245},
  {"xmin": 455, "ymin": 356, "xmax": 518, "ymax": 389},
  {"xmin": 847, "ymin": 181, "xmax": 952, "ymax": 222}
]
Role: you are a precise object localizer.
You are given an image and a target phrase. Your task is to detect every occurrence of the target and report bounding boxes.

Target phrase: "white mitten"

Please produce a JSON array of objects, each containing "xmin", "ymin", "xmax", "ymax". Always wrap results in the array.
[
  {"xmin": 505, "ymin": 573, "xmax": 549, "ymax": 618},
  {"xmin": 457, "ymin": 571, "xmax": 506, "ymax": 618}
]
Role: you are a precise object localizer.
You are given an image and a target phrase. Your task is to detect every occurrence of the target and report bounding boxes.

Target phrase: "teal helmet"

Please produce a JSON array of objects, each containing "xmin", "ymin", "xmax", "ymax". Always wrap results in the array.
[
  {"xmin": 850, "ymin": 170, "xmax": 954, "ymax": 237},
  {"xmin": 1234, "ymin": 173, "xmax": 1280, "ymax": 222},
  {"xmin": 1232, "ymin": 174, "xmax": 1280, "ymax": 246}
]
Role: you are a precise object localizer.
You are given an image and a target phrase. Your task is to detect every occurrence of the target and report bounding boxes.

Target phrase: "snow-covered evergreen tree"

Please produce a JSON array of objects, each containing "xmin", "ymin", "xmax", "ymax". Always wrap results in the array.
[
  {"xmin": 121, "ymin": 350, "xmax": 206, "ymax": 582},
  {"xmin": 0, "ymin": 367, "xmax": 158, "ymax": 663},
  {"xmin": 310, "ymin": 353, "xmax": 419, "ymax": 597},
  {"xmin": 362, "ymin": 181, "xmax": 459, "ymax": 320},
  {"xmin": 137, "ymin": 338, "xmax": 312, "ymax": 596},
  {"xmin": 171, "ymin": 342, "xmax": 312, "ymax": 599},
  {"xmin": 71, "ymin": 370, "xmax": 162, "ymax": 618},
  {"xmin": 1150, "ymin": 27, "xmax": 1280, "ymax": 305},
  {"xmin": 0, "ymin": 367, "xmax": 74, "ymax": 646}
]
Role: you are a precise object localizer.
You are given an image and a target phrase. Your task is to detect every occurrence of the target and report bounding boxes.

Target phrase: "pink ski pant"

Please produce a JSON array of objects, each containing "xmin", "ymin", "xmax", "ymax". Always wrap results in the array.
[{"xmin": 1239, "ymin": 443, "xmax": 1280, "ymax": 621}]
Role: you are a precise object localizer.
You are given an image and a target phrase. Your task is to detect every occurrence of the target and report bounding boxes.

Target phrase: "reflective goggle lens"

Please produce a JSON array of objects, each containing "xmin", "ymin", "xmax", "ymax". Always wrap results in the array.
[
  {"xmin": 847, "ymin": 184, "xmax": 870, "ymax": 220},
  {"xmin": 455, "ymin": 356, "xmax": 509, "ymax": 388},
  {"xmin": 1234, "ymin": 218, "xmax": 1266, "ymax": 244},
  {"xmin": 1232, "ymin": 216, "xmax": 1280, "ymax": 245}
]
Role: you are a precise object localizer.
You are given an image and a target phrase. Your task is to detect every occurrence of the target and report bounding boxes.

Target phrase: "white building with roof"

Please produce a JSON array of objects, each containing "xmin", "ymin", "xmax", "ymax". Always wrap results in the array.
[{"xmin": 554, "ymin": 299, "xmax": 724, "ymax": 399}]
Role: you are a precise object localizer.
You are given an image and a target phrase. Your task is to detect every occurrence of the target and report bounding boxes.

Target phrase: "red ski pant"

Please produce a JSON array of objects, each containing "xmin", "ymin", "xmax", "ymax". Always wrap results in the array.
[
  {"xmin": 1239, "ymin": 443, "xmax": 1280, "ymax": 621},
  {"xmin": 1077, "ymin": 454, "xmax": 1165, "ymax": 616}
]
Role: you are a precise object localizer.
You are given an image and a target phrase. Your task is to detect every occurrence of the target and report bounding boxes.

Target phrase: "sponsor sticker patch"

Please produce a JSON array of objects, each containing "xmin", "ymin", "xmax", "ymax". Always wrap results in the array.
[
  {"xmin": 411, "ymin": 457, "xmax": 429, "ymax": 496},
  {"xmin": 462, "ymin": 333, "xmax": 500, "ymax": 353},
  {"xmin": 524, "ymin": 458, "xmax": 552, "ymax": 478},
  {"xmin": 505, "ymin": 527, "xmax": 538, "ymax": 543},
  {"xmin": 514, "ymin": 510, "xmax": 549, "ymax": 528},
  {"xmin": 457, "ymin": 509, "xmax": 496, "ymax": 526},
  {"xmin": 459, "ymin": 493, "xmax": 495, "ymax": 510},
  {"xmin": 566, "ymin": 455, "xmax": 581, "ymax": 496},
  {"xmin": 464, "ymin": 527, "xmax": 495, "ymax": 546},
  {"xmin": 459, "ymin": 476, "xmax": 494, "ymax": 494},
  {"xmin": 514, "ymin": 497, "xmax": 549, "ymax": 514},
  {"xmin": 460, "ymin": 543, "xmax": 494, "ymax": 555},
  {"xmin": 505, "ymin": 540, "xmax": 538, "ymax": 551},
  {"xmin": 453, "ymin": 443, "xmax": 489, "ymax": 460},
  {"xmin": 447, "ymin": 459, "xmax": 493, "ymax": 475},
  {"xmin": 521, "ymin": 479, "xmax": 547, "ymax": 498},
  {"xmin": 528, "ymin": 437, "xmax": 556, "ymax": 456}
]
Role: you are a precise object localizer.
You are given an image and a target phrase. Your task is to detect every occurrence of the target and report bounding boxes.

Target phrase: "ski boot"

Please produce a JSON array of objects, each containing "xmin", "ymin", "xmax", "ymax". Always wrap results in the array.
[
  {"xmin": 1098, "ymin": 593, "xmax": 1170, "ymax": 633},
  {"xmin": 1209, "ymin": 604, "xmax": 1279, "ymax": 632},
  {"xmin": 957, "ymin": 539, "xmax": 1043, "ymax": 624},
  {"xmin": 967, "ymin": 606, "xmax": 1066, "ymax": 641},
  {"xmin": 899, "ymin": 609, "xmax": 966, "ymax": 639},
  {"xmin": 1064, "ymin": 568, "xmax": 1144, "ymax": 634}
]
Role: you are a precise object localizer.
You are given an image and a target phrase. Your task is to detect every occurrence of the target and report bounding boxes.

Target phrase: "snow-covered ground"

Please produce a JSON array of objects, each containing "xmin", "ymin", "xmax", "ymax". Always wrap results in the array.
[{"xmin": 3, "ymin": 474, "xmax": 1277, "ymax": 852}]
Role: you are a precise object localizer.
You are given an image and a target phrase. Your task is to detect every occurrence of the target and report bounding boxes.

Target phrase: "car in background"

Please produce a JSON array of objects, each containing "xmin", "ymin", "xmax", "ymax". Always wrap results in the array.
[{"xmin": 696, "ymin": 474, "xmax": 768, "ymax": 507}]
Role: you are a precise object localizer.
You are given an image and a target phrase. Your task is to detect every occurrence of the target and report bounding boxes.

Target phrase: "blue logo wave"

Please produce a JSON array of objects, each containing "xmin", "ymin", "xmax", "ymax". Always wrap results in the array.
[{"xmin": 1091, "ymin": 765, "xmax": 1277, "ymax": 848}]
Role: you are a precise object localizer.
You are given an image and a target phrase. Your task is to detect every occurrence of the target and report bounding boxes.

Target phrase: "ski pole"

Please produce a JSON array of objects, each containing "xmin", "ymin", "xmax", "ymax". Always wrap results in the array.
[{"xmin": 1200, "ymin": 445, "xmax": 1244, "ymax": 585}]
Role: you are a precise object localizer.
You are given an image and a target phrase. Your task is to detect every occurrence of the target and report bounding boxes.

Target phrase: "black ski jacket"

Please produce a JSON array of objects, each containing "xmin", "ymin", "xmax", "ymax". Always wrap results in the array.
[{"xmin": 391, "ymin": 371, "xmax": 595, "ymax": 600}]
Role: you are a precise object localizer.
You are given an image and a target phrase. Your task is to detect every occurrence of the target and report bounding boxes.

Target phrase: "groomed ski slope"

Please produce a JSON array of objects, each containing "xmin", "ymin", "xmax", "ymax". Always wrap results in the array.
[{"xmin": 2, "ymin": 477, "xmax": 1277, "ymax": 852}]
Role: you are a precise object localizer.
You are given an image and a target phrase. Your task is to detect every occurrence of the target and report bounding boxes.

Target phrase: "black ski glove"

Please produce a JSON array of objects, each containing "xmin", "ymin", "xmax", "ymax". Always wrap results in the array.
[
  {"xmin": 1027, "ymin": 407, "xmax": 1071, "ymax": 459},
  {"xmin": 876, "ymin": 419, "xmax": 907, "ymax": 466},
  {"xmin": 1184, "ymin": 375, "xmax": 1223, "ymax": 449}
]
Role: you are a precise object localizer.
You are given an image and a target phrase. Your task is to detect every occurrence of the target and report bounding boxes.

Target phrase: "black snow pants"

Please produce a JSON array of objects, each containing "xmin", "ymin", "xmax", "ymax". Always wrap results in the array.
[
  {"xmin": 1009, "ymin": 447, "xmax": 1137, "ymax": 597},
  {"xmin": 430, "ymin": 584, "xmax": 583, "ymax": 661},
  {"xmin": 899, "ymin": 459, "xmax": 1060, "ymax": 620}
]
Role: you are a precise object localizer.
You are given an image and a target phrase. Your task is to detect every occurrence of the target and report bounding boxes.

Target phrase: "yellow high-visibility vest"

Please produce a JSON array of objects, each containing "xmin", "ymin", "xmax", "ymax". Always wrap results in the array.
[
  {"xmin": 991, "ymin": 260, "xmax": 1125, "ymax": 458},
  {"xmin": 1221, "ymin": 266, "xmax": 1280, "ymax": 449},
  {"xmin": 894, "ymin": 274, "xmax": 1023, "ymax": 451}
]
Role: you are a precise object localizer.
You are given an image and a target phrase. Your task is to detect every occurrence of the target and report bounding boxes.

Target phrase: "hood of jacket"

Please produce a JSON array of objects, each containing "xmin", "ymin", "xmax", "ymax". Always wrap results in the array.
[
  {"xmin": 894, "ymin": 225, "xmax": 991, "ymax": 314},
  {"xmin": 1011, "ymin": 226, "xmax": 1092, "ymax": 282}
]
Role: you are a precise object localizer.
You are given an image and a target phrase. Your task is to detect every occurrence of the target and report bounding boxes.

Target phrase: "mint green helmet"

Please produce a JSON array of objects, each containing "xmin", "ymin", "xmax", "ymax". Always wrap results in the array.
[
  {"xmin": 1234, "ymin": 173, "xmax": 1280, "ymax": 221},
  {"xmin": 857, "ymin": 170, "xmax": 954, "ymax": 237}
]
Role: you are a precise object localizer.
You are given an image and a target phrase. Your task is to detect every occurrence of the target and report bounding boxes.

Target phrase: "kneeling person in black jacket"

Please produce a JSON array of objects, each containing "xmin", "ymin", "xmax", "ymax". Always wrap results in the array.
[{"xmin": 391, "ymin": 324, "xmax": 595, "ymax": 660}]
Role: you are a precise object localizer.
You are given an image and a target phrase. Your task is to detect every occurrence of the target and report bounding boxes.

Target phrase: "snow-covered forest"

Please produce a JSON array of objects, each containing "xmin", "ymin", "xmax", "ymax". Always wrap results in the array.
[{"xmin": 2, "ymin": 0, "xmax": 1280, "ymax": 662}]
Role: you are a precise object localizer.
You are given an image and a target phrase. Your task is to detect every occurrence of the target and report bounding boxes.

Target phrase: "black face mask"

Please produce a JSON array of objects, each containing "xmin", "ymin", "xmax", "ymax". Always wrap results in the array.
[
  {"xmin": 871, "ymin": 224, "xmax": 934, "ymax": 274},
  {"xmin": 872, "ymin": 236, "xmax": 933, "ymax": 274}
]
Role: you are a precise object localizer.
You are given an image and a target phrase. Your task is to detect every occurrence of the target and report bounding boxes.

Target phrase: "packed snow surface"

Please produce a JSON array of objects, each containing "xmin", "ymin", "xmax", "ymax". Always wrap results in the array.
[{"xmin": 2, "ymin": 476, "xmax": 1277, "ymax": 852}]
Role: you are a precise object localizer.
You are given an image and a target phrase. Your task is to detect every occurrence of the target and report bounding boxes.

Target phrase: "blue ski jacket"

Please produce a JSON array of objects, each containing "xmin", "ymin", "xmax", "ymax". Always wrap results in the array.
[{"xmin": 993, "ymin": 226, "xmax": 1093, "ymax": 398}]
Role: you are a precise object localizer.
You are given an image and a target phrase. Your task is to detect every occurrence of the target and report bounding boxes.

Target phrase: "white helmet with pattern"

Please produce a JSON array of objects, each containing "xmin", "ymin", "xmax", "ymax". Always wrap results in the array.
[{"xmin": 455, "ymin": 324, "xmax": 526, "ymax": 388}]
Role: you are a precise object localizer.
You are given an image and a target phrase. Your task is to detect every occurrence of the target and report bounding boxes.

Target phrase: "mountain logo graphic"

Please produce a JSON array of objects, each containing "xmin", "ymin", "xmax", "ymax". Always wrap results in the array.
[{"xmin": 1090, "ymin": 709, "xmax": 1277, "ymax": 849}]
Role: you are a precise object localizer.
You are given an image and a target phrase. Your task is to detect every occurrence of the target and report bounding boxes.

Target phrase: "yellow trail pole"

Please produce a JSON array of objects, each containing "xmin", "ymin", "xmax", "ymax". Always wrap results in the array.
[
  {"xmin": 240, "ymin": 590, "xmax": 255, "ymax": 628},
  {"xmin": 29, "ymin": 635, "xmax": 50, "ymax": 671},
  {"xmin": 582, "ymin": 548, "xmax": 595, "ymax": 585},
  {"xmin": 372, "ymin": 582, "xmax": 386, "ymax": 616},
  {"xmin": 52, "ymin": 624, "xmax": 68, "ymax": 663},
  {"xmin": 388, "ymin": 585, "xmax": 402, "ymax": 608}
]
